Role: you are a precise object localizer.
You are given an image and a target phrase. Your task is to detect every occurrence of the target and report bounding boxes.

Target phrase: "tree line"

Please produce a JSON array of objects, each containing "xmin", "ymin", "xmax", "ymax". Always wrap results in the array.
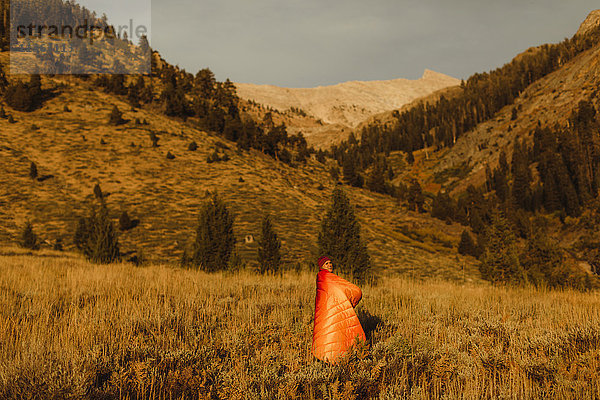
[
  {"xmin": 429, "ymin": 100, "xmax": 600, "ymax": 290},
  {"xmin": 93, "ymin": 64, "xmax": 313, "ymax": 165},
  {"xmin": 329, "ymin": 23, "xmax": 600, "ymax": 189},
  {"xmin": 19, "ymin": 185, "xmax": 374, "ymax": 282}
]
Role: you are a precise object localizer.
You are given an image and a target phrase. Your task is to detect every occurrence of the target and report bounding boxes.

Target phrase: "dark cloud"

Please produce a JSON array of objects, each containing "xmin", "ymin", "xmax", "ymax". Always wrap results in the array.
[{"xmin": 147, "ymin": 0, "xmax": 598, "ymax": 87}]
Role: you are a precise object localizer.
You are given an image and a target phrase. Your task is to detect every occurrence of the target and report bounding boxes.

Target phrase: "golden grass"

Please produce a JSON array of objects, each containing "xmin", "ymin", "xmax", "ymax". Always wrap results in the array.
[{"xmin": 1, "ymin": 248, "xmax": 600, "ymax": 399}]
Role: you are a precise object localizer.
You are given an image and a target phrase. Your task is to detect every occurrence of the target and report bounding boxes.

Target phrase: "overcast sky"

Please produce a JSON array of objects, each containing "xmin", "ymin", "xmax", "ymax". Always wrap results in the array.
[{"xmin": 79, "ymin": 0, "xmax": 598, "ymax": 88}]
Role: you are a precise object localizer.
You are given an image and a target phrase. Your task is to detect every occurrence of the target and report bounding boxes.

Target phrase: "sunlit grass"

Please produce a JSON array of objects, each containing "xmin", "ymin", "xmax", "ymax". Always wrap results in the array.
[{"xmin": 1, "ymin": 247, "xmax": 599, "ymax": 399}]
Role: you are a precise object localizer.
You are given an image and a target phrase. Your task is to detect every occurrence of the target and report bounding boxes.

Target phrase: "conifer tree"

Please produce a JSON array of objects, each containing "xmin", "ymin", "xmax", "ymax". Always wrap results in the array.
[
  {"xmin": 521, "ymin": 229, "xmax": 564, "ymax": 287},
  {"xmin": 431, "ymin": 190, "xmax": 455, "ymax": 221},
  {"xmin": 93, "ymin": 183, "xmax": 103, "ymax": 199},
  {"xmin": 342, "ymin": 153, "xmax": 363, "ymax": 188},
  {"xmin": 479, "ymin": 210, "xmax": 525, "ymax": 284},
  {"xmin": 109, "ymin": 105, "xmax": 125, "ymax": 125},
  {"xmin": 78, "ymin": 200, "xmax": 120, "ymax": 264},
  {"xmin": 366, "ymin": 158, "xmax": 387, "ymax": 194},
  {"xmin": 407, "ymin": 178, "xmax": 425, "ymax": 213},
  {"xmin": 20, "ymin": 221, "xmax": 39, "ymax": 250},
  {"xmin": 257, "ymin": 215, "xmax": 282, "ymax": 274},
  {"xmin": 317, "ymin": 188, "xmax": 371, "ymax": 282},
  {"xmin": 511, "ymin": 140, "xmax": 532, "ymax": 210},
  {"xmin": 191, "ymin": 193, "xmax": 235, "ymax": 271},
  {"xmin": 29, "ymin": 162, "xmax": 38, "ymax": 179},
  {"xmin": 458, "ymin": 229, "xmax": 477, "ymax": 257}
]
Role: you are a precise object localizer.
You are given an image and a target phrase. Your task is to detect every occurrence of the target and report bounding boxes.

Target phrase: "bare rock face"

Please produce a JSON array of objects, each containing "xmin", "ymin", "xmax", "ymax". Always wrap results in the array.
[
  {"xmin": 576, "ymin": 9, "xmax": 600, "ymax": 36},
  {"xmin": 235, "ymin": 70, "xmax": 460, "ymax": 129}
]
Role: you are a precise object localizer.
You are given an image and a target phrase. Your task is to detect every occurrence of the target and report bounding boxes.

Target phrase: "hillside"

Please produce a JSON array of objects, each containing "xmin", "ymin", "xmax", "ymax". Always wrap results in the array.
[
  {"xmin": 236, "ymin": 70, "xmax": 460, "ymax": 148},
  {"xmin": 350, "ymin": 10, "xmax": 600, "ymax": 197},
  {"xmin": 0, "ymin": 62, "xmax": 477, "ymax": 281},
  {"xmin": 411, "ymin": 27, "xmax": 600, "ymax": 196}
]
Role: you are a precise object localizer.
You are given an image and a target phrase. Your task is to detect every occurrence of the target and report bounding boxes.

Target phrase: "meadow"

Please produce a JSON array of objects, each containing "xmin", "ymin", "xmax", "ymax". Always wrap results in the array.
[{"xmin": 1, "ymin": 247, "xmax": 600, "ymax": 399}]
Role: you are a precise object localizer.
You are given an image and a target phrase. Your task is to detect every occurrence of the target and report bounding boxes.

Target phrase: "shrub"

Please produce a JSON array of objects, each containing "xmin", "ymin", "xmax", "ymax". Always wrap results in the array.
[
  {"xmin": 188, "ymin": 141, "xmax": 198, "ymax": 151},
  {"xmin": 149, "ymin": 132, "xmax": 159, "ymax": 147},
  {"xmin": 119, "ymin": 211, "xmax": 134, "ymax": 231},
  {"xmin": 53, "ymin": 238, "xmax": 63, "ymax": 251}
]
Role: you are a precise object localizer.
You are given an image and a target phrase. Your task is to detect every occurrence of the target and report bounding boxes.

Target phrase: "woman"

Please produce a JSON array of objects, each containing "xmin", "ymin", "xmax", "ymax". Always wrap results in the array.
[{"xmin": 312, "ymin": 256, "xmax": 366, "ymax": 363}]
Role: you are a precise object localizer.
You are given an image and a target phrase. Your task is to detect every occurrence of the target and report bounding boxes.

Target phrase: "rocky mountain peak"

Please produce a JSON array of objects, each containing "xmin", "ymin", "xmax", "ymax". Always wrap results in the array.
[{"xmin": 576, "ymin": 9, "xmax": 600, "ymax": 36}]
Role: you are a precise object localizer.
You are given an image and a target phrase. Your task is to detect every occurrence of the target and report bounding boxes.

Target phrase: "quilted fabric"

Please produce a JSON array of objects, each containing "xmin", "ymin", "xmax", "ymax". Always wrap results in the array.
[{"xmin": 312, "ymin": 269, "xmax": 366, "ymax": 362}]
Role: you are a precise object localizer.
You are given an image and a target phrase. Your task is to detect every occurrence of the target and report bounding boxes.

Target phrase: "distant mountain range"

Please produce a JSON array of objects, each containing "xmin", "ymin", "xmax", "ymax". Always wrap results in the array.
[{"xmin": 235, "ymin": 70, "xmax": 459, "ymax": 148}]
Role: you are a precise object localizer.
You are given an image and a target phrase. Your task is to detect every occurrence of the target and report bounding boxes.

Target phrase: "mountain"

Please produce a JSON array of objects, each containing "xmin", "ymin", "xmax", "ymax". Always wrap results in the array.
[
  {"xmin": 235, "ymin": 70, "xmax": 460, "ymax": 148},
  {"xmin": 2, "ymin": 2, "xmax": 600, "ymax": 286},
  {"xmin": 0, "ymin": 53, "xmax": 476, "ymax": 281},
  {"xmin": 576, "ymin": 9, "xmax": 600, "ymax": 36}
]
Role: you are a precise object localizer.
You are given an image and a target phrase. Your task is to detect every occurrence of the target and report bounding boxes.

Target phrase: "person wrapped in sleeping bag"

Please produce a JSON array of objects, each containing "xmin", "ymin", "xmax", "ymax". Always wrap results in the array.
[{"xmin": 312, "ymin": 256, "xmax": 366, "ymax": 363}]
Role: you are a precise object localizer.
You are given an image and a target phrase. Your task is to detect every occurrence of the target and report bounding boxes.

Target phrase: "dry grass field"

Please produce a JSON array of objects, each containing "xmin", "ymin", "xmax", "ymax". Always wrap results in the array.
[{"xmin": 2, "ymin": 246, "xmax": 600, "ymax": 399}]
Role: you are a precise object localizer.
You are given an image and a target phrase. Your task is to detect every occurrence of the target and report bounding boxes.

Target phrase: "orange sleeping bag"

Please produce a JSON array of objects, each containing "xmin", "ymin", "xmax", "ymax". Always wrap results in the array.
[{"xmin": 312, "ymin": 269, "xmax": 366, "ymax": 362}]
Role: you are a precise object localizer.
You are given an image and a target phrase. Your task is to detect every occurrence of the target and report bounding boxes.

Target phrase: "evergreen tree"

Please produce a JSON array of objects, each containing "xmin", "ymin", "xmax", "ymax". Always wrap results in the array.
[
  {"xmin": 458, "ymin": 229, "xmax": 477, "ymax": 257},
  {"xmin": 521, "ymin": 230, "xmax": 564, "ymax": 287},
  {"xmin": 93, "ymin": 183, "xmax": 103, "ymax": 199},
  {"xmin": 511, "ymin": 140, "xmax": 532, "ymax": 210},
  {"xmin": 257, "ymin": 215, "xmax": 282, "ymax": 274},
  {"xmin": 20, "ymin": 221, "xmax": 39, "ymax": 250},
  {"xmin": 431, "ymin": 190, "xmax": 455, "ymax": 222},
  {"xmin": 479, "ymin": 210, "xmax": 525, "ymax": 284},
  {"xmin": 407, "ymin": 178, "xmax": 425, "ymax": 213},
  {"xmin": 191, "ymin": 193, "xmax": 236, "ymax": 271},
  {"xmin": 366, "ymin": 157, "xmax": 387, "ymax": 194},
  {"xmin": 76, "ymin": 200, "xmax": 120, "ymax": 264},
  {"xmin": 342, "ymin": 153, "xmax": 363, "ymax": 187},
  {"xmin": 109, "ymin": 105, "xmax": 125, "ymax": 125},
  {"xmin": 317, "ymin": 188, "xmax": 371, "ymax": 282},
  {"xmin": 29, "ymin": 162, "xmax": 38, "ymax": 179}
]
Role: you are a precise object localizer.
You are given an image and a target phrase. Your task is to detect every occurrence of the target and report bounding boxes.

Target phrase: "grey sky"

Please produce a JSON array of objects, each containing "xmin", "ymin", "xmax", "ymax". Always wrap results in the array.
[{"xmin": 80, "ymin": 0, "xmax": 598, "ymax": 88}]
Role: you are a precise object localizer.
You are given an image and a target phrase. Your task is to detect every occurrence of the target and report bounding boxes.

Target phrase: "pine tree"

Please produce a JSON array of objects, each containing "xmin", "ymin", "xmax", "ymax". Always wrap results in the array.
[
  {"xmin": 366, "ymin": 158, "xmax": 387, "ymax": 194},
  {"xmin": 407, "ymin": 178, "xmax": 425, "ymax": 213},
  {"xmin": 20, "ymin": 221, "xmax": 39, "ymax": 250},
  {"xmin": 109, "ymin": 105, "xmax": 125, "ymax": 125},
  {"xmin": 431, "ymin": 190, "xmax": 455, "ymax": 222},
  {"xmin": 511, "ymin": 140, "xmax": 532, "ymax": 210},
  {"xmin": 521, "ymin": 230, "xmax": 564, "ymax": 287},
  {"xmin": 342, "ymin": 153, "xmax": 363, "ymax": 188},
  {"xmin": 29, "ymin": 162, "xmax": 38, "ymax": 179},
  {"xmin": 79, "ymin": 200, "xmax": 120, "ymax": 264},
  {"xmin": 191, "ymin": 193, "xmax": 236, "ymax": 271},
  {"xmin": 458, "ymin": 229, "xmax": 477, "ymax": 257},
  {"xmin": 479, "ymin": 210, "xmax": 525, "ymax": 284},
  {"xmin": 317, "ymin": 188, "xmax": 371, "ymax": 282},
  {"xmin": 93, "ymin": 183, "xmax": 103, "ymax": 199},
  {"xmin": 257, "ymin": 215, "xmax": 282, "ymax": 274}
]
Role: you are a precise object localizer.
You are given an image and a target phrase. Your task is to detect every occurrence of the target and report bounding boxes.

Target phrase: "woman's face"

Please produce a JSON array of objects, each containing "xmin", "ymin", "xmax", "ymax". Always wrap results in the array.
[{"xmin": 322, "ymin": 260, "xmax": 333, "ymax": 272}]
